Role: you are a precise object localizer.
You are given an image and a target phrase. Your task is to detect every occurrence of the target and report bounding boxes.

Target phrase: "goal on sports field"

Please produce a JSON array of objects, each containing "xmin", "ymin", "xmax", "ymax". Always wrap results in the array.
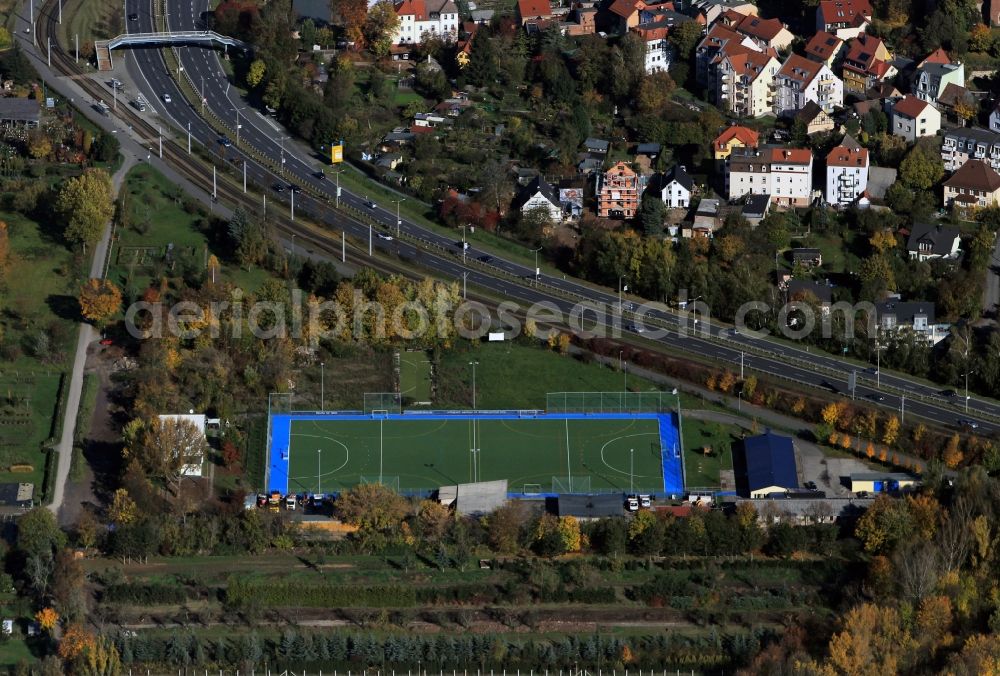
[
  {"xmin": 360, "ymin": 475, "xmax": 400, "ymax": 492},
  {"xmin": 364, "ymin": 392, "xmax": 402, "ymax": 414},
  {"xmin": 552, "ymin": 475, "xmax": 591, "ymax": 493}
]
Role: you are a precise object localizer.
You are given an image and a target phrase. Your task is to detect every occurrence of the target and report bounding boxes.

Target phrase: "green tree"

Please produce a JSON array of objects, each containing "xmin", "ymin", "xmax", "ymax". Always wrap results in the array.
[
  {"xmin": 855, "ymin": 494, "xmax": 914, "ymax": 553},
  {"xmin": 669, "ymin": 21, "xmax": 703, "ymax": 63},
  {"xmin": 899, "ymin": 144, "xmax": 944, "ymax": 190},
  {"xmin": 57, "ymin": 169, "xmax": 114, "ymax": 249},
  {"xmin": 363, "ymin": 0, "xmax": 400, "ymax": 59},
  {"xmin": 17, "ymin": 508, "xmax": 66, "ymax": 560},
  {"xmin": 639, "ymin": 192, "xmax": 667, "ymax": 236}
]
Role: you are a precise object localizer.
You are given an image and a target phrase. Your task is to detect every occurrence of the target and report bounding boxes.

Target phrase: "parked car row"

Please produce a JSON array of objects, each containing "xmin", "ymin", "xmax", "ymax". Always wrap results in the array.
[{"xmin": 626, "ymin": 494, "xmax": 653, "ymax": 511}]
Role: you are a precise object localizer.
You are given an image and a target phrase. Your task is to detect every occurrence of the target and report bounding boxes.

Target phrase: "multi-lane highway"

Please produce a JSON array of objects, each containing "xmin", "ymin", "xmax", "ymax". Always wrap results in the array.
[{"xmin": 66, "ymin": 0, "xmax": 1000, "ymax": 434}]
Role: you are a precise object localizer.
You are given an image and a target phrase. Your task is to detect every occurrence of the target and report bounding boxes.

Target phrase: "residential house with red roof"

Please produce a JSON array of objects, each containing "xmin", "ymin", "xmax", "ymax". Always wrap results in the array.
[
  {"xmin": 890, "ymin": 95, "xmax": 941, "ymax": 141},
  {"xmin": 730, "ymin": 12, "xmax": 794, "ymax": 51},
  {"xmin": 726, "ymin": 146, "xmax": 814, "ymax": 207},
  {"xmin": 392, "ymin": 0, "xmax": 460, "ymax": 44},
  {"xmin": 516, "ymin": 0, "xmax": 553, "ymax": 27},
  {"xmin": 815, "ymin": 0, "xmax": 871, "ymax": 39},
  {"xmin": 825, "ymin": 145, "xmax": 868, "ymax": 206},
  {"xmin": 841, "ymin": 34, "xmax": 895, "ymax": 94},
  {"xmin": 774, "ymin": 53, "xmax": 843, "ymax": 116},
  {"xmin": 715, "ymin": 47, "xmax": 781, "ymax": 117},
  {"xmin": 628, "ymin": 8, "xmax": 693, "ymax": 72},
  {"xmin": 803, "ymin": 31, "xmax": 844, "ymax": 68},
  {"xmin": 712, "ymin": 125, "xmax": 759, "ymax": 162},
  {"xmin": 695, "ymin": 23, "xmax": 765, "ymax": 93}
]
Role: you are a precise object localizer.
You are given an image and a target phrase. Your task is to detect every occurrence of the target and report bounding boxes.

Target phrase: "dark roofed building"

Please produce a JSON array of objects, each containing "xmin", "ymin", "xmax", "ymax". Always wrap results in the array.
[
  {"xmin": 790, "ymin": 247, "xmax": 822, "ymax": 267},
  {"xmin": 0, "ymin": 483, "xmax": 33, "ymax": 511},
  {"xmin": 0, "ymin": 98, "xmax": 40, "ymax": 128},
  {"xmin": 786, "ymin": 278, "xmax": 833, "ymax": 304},
  {"xmin": 734, "ymin": 432, "xmax": 798, "ymax": 498},
  {"xmin": 636, "ymin": 142, "xmax": 661, "ymax": 158},
  {"xmin": 873, "ymin": 299, "xmax": 943, "ymax": 343},
  {"xmin": 583, "ymin": 138, "xmax": 610, "ymax": 154},
  {"xmin": 906, "ymin": 222, "xmax": 960, "ymax": 261},
  {"xmin": 742, "ymin": 193, "xmax": 771, "ymax": 226},
  {"xmin": 556, "ymin": 494, "xmax": 624, "ymax": 520},
  {"xmin": 514, "ymin": 176, "xmax": 562, "ymax": 222}
]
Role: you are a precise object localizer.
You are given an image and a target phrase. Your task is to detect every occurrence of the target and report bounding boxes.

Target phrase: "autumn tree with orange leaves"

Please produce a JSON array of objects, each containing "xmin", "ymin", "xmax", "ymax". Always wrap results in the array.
[
  {"xmin": 34, "ymin": 607, "xmax": 58, "ymax": 631},
  {"xmin": 78, "ymin": 279, "xmax": 122, "ymax": 328},
  {"xmin": 57, "ymin": 623, "xmax": 96, "ymax": 661}
]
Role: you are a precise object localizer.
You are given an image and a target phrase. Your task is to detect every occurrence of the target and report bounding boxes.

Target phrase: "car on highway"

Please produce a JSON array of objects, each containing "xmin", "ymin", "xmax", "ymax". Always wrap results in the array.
[
  {"xmin": 288, "ymin": 184, "xmax": 301, "ymax": 192},
  {"xmin": 313, "ymin": 171, "xmax": 325, "ymax": 179},
  {"xmin": 377, "ymin": 232, "xmax": 394, "ymax": 241},
  {"xmin": 128, "ymin": 12, "xmax": 138, "ymax": 20},
  {"xmin": 957, "ymin": 419, "xmax": 980, "ymax": 430},
  {"xmin": 161, "ymin": 93, "xmax": 172, "ymax": 103},
  {"xmin": 477, "ymin": 254, "xmax": 493, "ymax": 263},
  {"xmin": 940, "ymin": 389, "xmax": 957, "ymax": 398},
  {"xmin": 272, "ymin": 183, "xmax": 286, "ymax": 193},
  {"xmin": 219, "ymin": 137, "xmax": 232, "ymax": 147},
  {"xmin": 867, "ymin": 393, "xmax": 885, "ymax": 402},
  {"xmin": 367, "ymin": 200, "xmax": 377, "ymax": 209}
]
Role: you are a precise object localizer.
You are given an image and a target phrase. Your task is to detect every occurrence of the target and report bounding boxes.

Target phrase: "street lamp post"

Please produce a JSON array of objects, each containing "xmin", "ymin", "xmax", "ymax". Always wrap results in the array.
[
  {"xmin": 317, "ymin": 449, "xmax": 322, "ymax": 494},
  {"xmin": 320, "ymin": 362, "xmax": 325, "ymax": 411},
  {"xmin": 394, "ymin": 198, "xmax": 404, "ymax": 237},
  {"xmin": 618, "ymin": 276, "xmax": 628, "ymax": 314},
  {"xmin": 532, "ymin": 246, "xmax": 542, "ymax": 279},
  {"xmin": 629, "ymin": 448, "xmax": 634, "ymax": 493},
  {"xmin": 672, "ymin": 387, "xmax": 686, "ymax": 491},
  {"xmin": 469, "ymin": 360, "xmax": 479, "ymax": 410}
]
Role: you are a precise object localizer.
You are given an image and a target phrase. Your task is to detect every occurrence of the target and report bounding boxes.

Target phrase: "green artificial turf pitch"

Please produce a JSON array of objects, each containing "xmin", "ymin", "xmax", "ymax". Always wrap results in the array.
[{"xmin": 282, "ymin": 416, "xmax": 665, "ymax": 494}]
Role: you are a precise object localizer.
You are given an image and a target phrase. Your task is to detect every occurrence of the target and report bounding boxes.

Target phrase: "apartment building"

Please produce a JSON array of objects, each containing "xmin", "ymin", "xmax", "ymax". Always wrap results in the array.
[
  {"xmin": 825, "ymin": 145, "xmax": 869, "ymax": 206},
  {"xmin": 597, "ymin": 161, "xmax": 641, "ymax": 218},
  {"xmin": 841, "ymin": 34, "xmax": 895, "ymax": 94},
  {"xmin": 773, "ymin": 53, "xmax": 843, "ymax": 116},
  {"xmin": 392, "ymin": 0, "xmax": 460, "ymax": 44},
  {"xmin": 940, "ymin": 127, "xmax": 1000, "ymax": 172},
  {"xmin": 815, "ymin": 0, "xmax": 871, "ymax": 39},
  {"xmin": 715, "ymin": 48, "xmax": 780, "ymax": 117},
  {"xmin": 727, "ymin": 146, "xmax": 814, "ymax": 207}
]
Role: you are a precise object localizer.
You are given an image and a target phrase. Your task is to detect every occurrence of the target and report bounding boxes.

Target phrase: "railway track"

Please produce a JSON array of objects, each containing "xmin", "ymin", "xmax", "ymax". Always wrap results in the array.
[{"xmin": 35, "ymin": 1, "xmax": 444, "ymax": 283}]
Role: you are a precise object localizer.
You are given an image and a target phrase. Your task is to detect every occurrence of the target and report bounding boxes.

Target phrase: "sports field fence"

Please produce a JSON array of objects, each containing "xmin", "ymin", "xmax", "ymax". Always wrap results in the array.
[
  {"xmin": 546, "ymin": 391, "xmax": 678, "ymax": 414},
  {"xmin": 364, "ymin": 392, "xmax": 402, "ymax": 414}
]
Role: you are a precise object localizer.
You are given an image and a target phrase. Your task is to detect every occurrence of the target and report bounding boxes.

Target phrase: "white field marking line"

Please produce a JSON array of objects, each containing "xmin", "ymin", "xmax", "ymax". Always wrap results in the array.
[
  {"xmin": 287, "ymin": 433, "xmax": 350, "ymax": 480},
  {"xmin": 599, "ymin": 432, "xmax": 660, "ymax": 477}
]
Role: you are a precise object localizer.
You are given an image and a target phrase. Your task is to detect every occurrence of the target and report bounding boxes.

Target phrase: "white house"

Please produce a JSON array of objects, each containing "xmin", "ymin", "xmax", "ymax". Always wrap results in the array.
[
  {"xmin": 157, "ymin": 413, "xmax": 207, "ymax": 477},
  {"xmin": 660, "ymin": 165, "xmax": 693, "ymax": 208},
  {"xmin": 891, "ymin": 95, "xmax": 941, "ymax": 142},
  {"xmin": 990, "ymin": 101, "xmax": 1000, "ymax": 133},
  {"xmin": 774, "ymin": 53, "xmax": 843, "ymax": 117},
  {"xmin": 632, "ymin": 25, "xmax": 673, "ymax": 74},
  {"xmin": 905, "ymin": 223, "xmax": 960, "ymax": 262},
  {"xmin": 392, "ymin": 0, "xmax": 460, "ymax": 45},
  {"xmin": 515, "ymin": 176, "xmax": 562, "ymax": 223},
  {"xmin": 727, "ymin": 147, "xmax": 814, "ymax": 208},
  {"xmin": 825, "ymin": 145, "xmax": 868, "ymax": 206}
]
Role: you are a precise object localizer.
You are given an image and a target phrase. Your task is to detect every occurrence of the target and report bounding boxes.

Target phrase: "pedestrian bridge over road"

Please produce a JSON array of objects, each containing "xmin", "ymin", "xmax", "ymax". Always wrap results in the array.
[{"xmin": 95, "ymin": 31, "xmax": 249, "ymax": 70}]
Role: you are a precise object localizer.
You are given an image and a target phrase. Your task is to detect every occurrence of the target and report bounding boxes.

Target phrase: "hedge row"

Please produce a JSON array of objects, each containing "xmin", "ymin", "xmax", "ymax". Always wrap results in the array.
[{"xmin": 226, "ymin": 577, "xmax": 417, "ymax": 608}]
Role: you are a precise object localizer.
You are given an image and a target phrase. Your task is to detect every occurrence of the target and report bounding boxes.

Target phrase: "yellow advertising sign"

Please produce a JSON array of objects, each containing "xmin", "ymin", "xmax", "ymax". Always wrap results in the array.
[{"xmin": 331, "ymin": 144, "xmax": 344, "ymax": 164}]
